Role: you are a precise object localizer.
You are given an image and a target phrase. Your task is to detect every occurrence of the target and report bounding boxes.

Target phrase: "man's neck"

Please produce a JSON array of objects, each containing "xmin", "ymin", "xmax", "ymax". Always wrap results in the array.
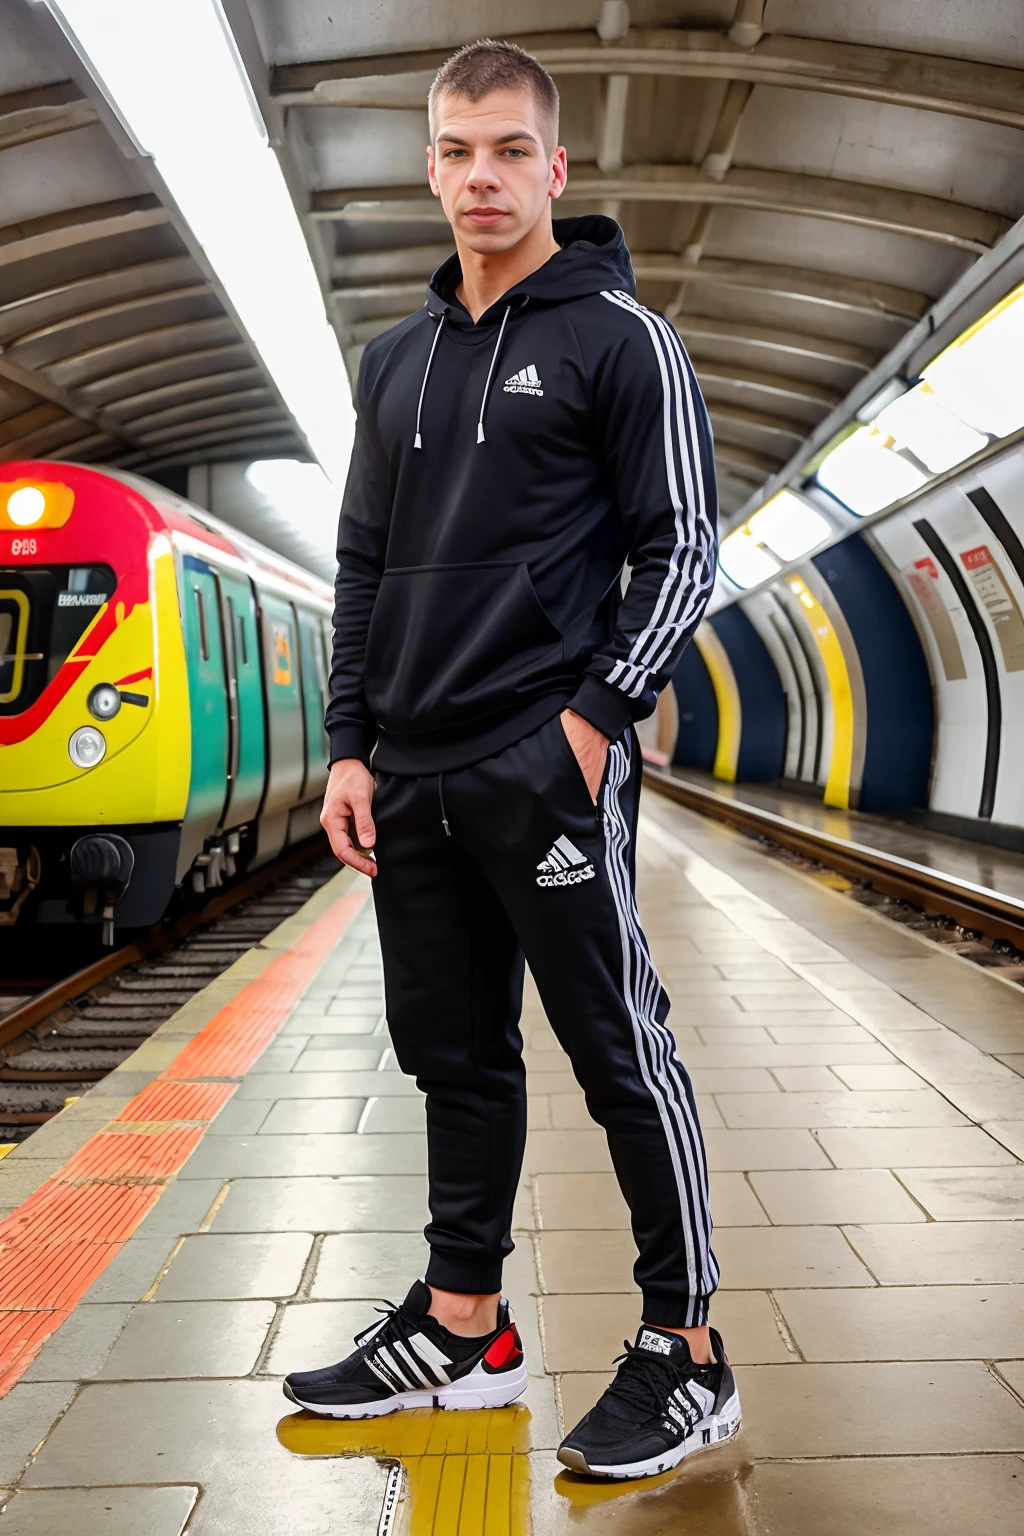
[{"xmin": 455, "ymin": 216, "xmax": 561, "ymax": 322}]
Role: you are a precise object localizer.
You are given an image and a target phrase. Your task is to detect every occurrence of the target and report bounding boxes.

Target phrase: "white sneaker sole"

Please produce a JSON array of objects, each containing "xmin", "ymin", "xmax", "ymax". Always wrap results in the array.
[
  {"xmin": 283, "ymin": 1360, "xmax": 529, "ymax": 1419},
  {"xmin": 557, "ymin": 1392, "xmax": 742, "ymax": 1480}
]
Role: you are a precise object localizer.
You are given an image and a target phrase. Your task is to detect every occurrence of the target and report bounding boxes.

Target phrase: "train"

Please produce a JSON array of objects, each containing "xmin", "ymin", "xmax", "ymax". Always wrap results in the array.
[{"xmin": 0, "ymin": 461, "xmax": 334, "ymax": 941}]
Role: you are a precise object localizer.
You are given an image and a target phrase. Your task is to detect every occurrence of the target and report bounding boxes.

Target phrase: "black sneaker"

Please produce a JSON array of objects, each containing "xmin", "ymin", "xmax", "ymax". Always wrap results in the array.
[
  {"xmin": 557, "ymin": 1324, "xmax": 740, "ymax": 1479},
  {"xmin": 282, "ymin": 1280, "xmax": 528, "ymax": 1418}
]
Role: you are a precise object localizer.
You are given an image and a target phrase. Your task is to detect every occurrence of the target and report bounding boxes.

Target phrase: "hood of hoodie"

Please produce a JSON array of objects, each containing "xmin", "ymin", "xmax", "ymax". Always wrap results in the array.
[{"xmin": 425, "ymin": 215, "xmax": 635, "ymax": 325}]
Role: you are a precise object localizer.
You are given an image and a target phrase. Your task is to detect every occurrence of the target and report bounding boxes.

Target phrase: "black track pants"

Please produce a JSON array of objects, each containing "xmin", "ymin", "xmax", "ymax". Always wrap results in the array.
[{"xmin": 371, "ymin": 715, "xmax": 719, "ymax": 1328}]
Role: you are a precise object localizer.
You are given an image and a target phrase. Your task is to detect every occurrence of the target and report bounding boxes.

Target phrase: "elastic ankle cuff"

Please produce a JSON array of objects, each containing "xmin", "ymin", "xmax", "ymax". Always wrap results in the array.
[{"xmin": 426, "ymin": 1251, "xmax": 504, "ymax": 1296}]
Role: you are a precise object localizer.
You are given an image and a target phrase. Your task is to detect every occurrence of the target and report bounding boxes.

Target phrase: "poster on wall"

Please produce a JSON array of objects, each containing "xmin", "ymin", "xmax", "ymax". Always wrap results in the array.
[{"xmin": 959, "ymin": 545, "xmax": 1024, "ymax": 672}]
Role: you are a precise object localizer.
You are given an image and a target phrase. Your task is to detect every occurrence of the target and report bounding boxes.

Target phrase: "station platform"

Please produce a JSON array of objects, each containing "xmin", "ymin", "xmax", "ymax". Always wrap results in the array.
[{"xmin": 1, "ymin": 791, "xmax": 1024, "ymax": 1534}]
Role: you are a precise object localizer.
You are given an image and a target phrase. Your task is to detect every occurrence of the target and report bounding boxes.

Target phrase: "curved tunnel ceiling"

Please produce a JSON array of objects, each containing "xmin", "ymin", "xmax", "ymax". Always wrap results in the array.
[
  {"xmin": 0, "ymin": 0, "xmax": 307, "ymax": 476},
  {"xmin": 234, "ymin": 0, "xmax": 1024, "ymax": 524}
]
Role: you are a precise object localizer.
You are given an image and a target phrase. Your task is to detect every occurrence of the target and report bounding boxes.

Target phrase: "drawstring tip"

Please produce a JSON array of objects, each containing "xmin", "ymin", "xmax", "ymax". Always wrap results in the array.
[
  {"xmin": 413, "ymin": 431, "xmax": 422, "ymax": 450},
  {"xmin": 476, "ymin": 423, "xmax": 485, "ymax": 444}
]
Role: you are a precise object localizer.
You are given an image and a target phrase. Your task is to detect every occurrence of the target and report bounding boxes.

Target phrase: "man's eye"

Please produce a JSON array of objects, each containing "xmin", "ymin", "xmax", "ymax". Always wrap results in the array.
[{"xmin": 504, "ymin": 148, "xmax": 526, "ymax": 158}]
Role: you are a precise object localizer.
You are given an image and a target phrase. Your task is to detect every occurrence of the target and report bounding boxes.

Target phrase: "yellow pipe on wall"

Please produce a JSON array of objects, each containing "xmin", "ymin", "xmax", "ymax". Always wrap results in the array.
[
  {"xmin": 693, "ymin": 623, "xmax": 741, "ymax": 782},
  {"xmin": 786, "ymin": 575, "xmax": 855, "ymax": 809}
]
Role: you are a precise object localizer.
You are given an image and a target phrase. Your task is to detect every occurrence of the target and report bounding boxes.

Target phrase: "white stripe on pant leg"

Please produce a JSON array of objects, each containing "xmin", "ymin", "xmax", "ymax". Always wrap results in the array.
[
  {"xmin": 601, "ymin": 742, "xmax": 704, "ymax": 1321},
  {"xmin": 606, "ymin": 737, "xmax": 716, "ymax": 1278},
  {"xmin": 602, "ymin": 739, "xmax": 717, "ymax": 1323},
  {"xmin": 612, "ymin": 812, "xmax": 717, "ymax": 1286}
]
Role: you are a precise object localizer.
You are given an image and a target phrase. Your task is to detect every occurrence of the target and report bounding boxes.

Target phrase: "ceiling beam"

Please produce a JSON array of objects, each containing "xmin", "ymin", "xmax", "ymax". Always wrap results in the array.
[
  {"xmin": 677, "ymin": 315, "xmax": 875, "ymax": 370},
  {"xmin": 111, "ymin": 366, "xmax": 264, "ymax": 420},
  {"xmin": 694, "ymin": 363, "xmax": 841, "ymax": 412},
  {"xmin": 0, "ymin": 352, "xmax": 143, "ymax": 453},
  {"xmin": 6, "ymin": 284, "xmax": 214, "ymax": 353},
  {"xmin": 636, "ymin": 255, "xmax": 926, "ymax": 322},
  {"xmin": 138, "ymin": 405, "xmax": 284, "ymax": 448},
  {"xmin": 0, "ymin": 197, "xmax": 170, "ymax": 272},
  {"xmin": 76, "ymin": 344, "xmax": 254, "ymax": 407},
  {"xmin": 708, "ymin": 402, "xmax": 806, "ymax": 443},
  {"xmin": 272, "ymin": 29, "xmax": 1024, "ymax": 132},
  {"xmin": 0, "ymin": 81, "xmax": 96, "ymax": 152},
  {"xmin": 0, "ymin": 257, "xmax": 201, "ymax": 344},
  {"xmin": 333, "ymin": 257, "xmax": 926, "ymax": 323},
  {"xmin": 315, "ymin": 167, "xmax": 1008, "ymax": 253},
  {"xmin": 127, "ymin": 387, "xmax": 273, "ymax": 435},
  {"xmin": 713, "ymin": 442, "xmax": 780, "ymax": 480}
]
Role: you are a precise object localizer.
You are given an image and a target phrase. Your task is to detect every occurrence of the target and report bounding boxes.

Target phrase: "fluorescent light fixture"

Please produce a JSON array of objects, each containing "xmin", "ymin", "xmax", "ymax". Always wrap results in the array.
[
  {"xmin": 44, "ymin": 0, "xmax": 354, "ymax": 485},
  {"xmin": 816, "ymin": 427, "xmax": 928, "ymax": 517},
  {"xmin": 873, "ymin": 384, "xmax": 987, "ymax": 474},
  {"xmin": 748, "ymin": 491, "xmax": 831, "ymax": 563},
  {"xmin": 245, "ymin": 458, "xmax": 340, "ymax": 553},
  {"xmin": 923, "ymin": 283, "xmax": 1024, "ymax": 441},
  {"xmin": 718, "ymin": 527, "xmax": 781, "ymax": 589}
]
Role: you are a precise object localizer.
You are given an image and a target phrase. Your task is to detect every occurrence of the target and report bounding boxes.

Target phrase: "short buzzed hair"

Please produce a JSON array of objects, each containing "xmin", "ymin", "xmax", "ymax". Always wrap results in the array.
[{"xmin": 429, "ymin": 39, "xmax": 560, "ymax": 151}]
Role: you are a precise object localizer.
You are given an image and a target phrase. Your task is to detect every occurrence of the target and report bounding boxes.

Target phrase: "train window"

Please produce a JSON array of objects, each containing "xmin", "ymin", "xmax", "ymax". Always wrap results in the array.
[
  {"xmin": 0, "ymin": 564, "xmax": 115, "ymax": 716},
  {"xmin": 232, "ymin": 601, "xmax": 248, "ymax": 666},
  {"xmin": 193, "ymin": 586, "xmax": 210, "ymax": 661}
]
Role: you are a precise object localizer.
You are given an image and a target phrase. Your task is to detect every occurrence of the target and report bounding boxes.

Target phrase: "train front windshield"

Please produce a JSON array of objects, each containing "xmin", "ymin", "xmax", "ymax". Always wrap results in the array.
[{"xmin": 0, "ymin": 564, "xmax": 116, "ymax": 715}]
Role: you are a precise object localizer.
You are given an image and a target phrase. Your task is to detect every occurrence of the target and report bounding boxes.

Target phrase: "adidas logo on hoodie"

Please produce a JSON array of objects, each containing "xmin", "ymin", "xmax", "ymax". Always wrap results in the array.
[{"xmin": 504, "ymin": 364, "xmax": 544, "ymax": 397}]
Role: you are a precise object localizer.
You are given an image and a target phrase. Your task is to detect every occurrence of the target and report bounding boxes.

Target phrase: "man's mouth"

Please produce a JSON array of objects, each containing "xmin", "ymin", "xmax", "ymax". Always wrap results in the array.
[{"xmin": 463, "ymin": 207, "xmax": 508, "ymax": 226}]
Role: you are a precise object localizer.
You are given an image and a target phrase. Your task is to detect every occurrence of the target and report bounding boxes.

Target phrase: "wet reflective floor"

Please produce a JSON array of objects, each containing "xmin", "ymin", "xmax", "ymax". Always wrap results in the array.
[{"xmin": 1, "ymin": 796, "xmax": 1024, "ymax": 1532}]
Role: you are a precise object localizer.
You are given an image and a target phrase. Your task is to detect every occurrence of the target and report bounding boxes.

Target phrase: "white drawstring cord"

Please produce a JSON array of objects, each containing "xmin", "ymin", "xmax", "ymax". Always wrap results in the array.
[
  {"xmin": 413, "ymin": 313, "xmax": 446, "ymax": 449},
  {"xmin": 476, "ymin": 306, "xmax": 511, "ymax": 445}
]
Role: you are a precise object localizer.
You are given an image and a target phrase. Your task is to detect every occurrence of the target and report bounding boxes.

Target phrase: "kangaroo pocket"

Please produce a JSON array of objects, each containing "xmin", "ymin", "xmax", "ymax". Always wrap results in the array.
[{"xmin": 364, "ymin": 561, "xmax": 562, "ymax": 737}]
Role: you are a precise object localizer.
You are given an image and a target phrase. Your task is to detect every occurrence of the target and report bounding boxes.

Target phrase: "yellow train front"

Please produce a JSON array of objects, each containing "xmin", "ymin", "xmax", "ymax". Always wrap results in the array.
[{"xmin": 0, "ymin": 462, "xmax": 333, "ymax": 941}]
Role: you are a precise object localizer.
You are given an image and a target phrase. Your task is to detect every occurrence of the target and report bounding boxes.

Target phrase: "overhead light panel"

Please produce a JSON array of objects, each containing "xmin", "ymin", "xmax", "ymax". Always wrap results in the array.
[
  {"xmin": 923, "ymin": 282, "xmax": 1024, "ymax": 441},
  {"xmin": 43, "ymin": 0, "xmax": 354, "ymax": 485},
  {"xmin": 718, "ymin": 527, "xmax": 781, "ymax": 589},
  {"xmin": 815, "ymin": 427, "xmax": 928, "ymax": 517},
  {"xmin": 872, "ymin": 385, "xmax": 987, "ymax": 474},
  {"xmin": 747, "ymin": 491, "xmax": 831, "ymax": 563}
]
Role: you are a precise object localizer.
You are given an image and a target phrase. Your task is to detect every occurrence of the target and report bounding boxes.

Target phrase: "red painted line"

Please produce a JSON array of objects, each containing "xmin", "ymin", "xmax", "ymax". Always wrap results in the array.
[
  {"xmin": 0, "ymin": 882, "xmax": 367, "ymax": 1395},
  {"xmin": 115, "ymin": 1080, "xmax": 236, "ymax": 1124}
]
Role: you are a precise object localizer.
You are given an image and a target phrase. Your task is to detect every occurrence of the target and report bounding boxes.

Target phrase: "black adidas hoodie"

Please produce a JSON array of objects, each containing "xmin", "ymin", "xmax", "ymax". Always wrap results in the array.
[{"xmin": 326, "ymin": 215, "xmax": 718, "ymax": 775}]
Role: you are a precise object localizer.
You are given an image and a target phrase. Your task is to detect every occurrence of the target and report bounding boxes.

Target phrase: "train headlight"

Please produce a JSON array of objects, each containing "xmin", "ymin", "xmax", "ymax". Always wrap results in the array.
[
  {"xmin": 88, "ymin": 683, "xmax": 121, "ymax": 721},
  {"xmin": 7, "ymin": 487, "xmax": 46, "ymax": 526},
  {"xmin": 69, "ymin": 726, "xmax": 106, "ymax": 769},
  {"xmin": 0, "ymin": 480, "xmax": 75, "ymax": 532}
]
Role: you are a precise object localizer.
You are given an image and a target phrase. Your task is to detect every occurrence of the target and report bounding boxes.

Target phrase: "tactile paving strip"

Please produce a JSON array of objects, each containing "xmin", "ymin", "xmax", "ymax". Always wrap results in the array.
[{"xmin": 0, "ymin": 883, "xmax": 367, "ymax": 1395}]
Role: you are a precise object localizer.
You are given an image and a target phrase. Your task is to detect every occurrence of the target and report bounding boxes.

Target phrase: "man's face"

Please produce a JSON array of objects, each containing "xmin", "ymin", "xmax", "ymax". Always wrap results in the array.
[{"xmin": 426, "ymin": 87, "xmax": 567, "ymax": 253}]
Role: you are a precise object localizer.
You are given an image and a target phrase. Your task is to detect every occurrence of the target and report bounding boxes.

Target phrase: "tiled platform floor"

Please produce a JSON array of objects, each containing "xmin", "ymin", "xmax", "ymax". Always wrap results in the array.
[{"xmin": 2, "ymin": 792, "xmax": 1024, "ymax": 1532}]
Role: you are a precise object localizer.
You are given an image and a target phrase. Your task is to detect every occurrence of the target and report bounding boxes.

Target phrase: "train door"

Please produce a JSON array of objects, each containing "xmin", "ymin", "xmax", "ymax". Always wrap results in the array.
[
  {"xmin": 182, "ymin": 559, "xmax": 230, "ymax": 852},
  {"xmin": 217, "ymin": 572, "xmax": 266, "ymax": 828},
  {"xmin": 255, "ymin": 589, "xmax": 304, "ymax": 859},
  {"xmin": 297, "ymin": 608, "xmax": 330, "ymax": 800}
]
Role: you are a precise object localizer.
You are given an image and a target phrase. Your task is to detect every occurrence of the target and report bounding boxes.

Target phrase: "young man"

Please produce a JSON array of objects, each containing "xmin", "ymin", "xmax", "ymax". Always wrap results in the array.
[{"xmin": 284, "ymin": 40, "xmax": 739, "ymax": 1481}]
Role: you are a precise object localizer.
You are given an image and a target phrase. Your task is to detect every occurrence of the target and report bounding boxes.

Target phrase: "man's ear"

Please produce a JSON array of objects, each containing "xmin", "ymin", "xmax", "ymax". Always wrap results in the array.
[
  {"xmin": 549, "ymin": 146, "xmax": 568, "ymax": 201},
  {"xmin": 426, "ymin": 144, "xmax": 441, "ymax": 199}
]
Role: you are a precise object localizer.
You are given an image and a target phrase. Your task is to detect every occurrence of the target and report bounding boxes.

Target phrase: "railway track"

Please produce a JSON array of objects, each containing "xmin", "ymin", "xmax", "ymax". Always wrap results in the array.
[
  {"xmin": 0, "ymin": 837, "xmax": 339, "ymax": 1145},
  {"xmin": 644, "ymin": 767, "xmax": 1024, "ymax": 977}
]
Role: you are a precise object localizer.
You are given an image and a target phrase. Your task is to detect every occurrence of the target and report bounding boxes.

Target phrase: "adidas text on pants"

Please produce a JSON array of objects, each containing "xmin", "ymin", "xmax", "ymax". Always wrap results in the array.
[{"xmin": 371, "ymin": 715, "xmax": 719, "ymax": 1328}]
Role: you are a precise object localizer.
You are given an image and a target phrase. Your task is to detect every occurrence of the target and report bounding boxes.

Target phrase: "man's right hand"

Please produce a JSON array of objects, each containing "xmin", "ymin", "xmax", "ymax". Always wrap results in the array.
[{"xmin": 321, "ymin": 759, "xmax": 378, "ymax": 877}]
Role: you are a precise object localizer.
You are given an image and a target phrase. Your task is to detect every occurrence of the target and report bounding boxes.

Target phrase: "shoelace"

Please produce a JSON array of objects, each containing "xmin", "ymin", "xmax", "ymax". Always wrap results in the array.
[
  {"xmin": 603, "ymin": 1339, "xmax": 704, "ymax": 1422},
  {"xmin": 354, "ymin": 1300, "xmax": 432, "ymax": 1360}
]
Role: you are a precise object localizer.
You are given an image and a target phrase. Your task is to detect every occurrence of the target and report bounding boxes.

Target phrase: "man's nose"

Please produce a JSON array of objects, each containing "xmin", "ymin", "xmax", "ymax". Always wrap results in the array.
[{"xmin": 465, "ymin": 154, "xmax": 501, "ymax": 190}]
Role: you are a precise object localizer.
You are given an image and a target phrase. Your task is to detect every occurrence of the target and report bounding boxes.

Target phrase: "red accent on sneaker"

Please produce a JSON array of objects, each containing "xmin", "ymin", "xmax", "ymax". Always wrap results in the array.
[{"xmin": 484, "ymin": 1328, "xmax": 521, "ymax": 1368}]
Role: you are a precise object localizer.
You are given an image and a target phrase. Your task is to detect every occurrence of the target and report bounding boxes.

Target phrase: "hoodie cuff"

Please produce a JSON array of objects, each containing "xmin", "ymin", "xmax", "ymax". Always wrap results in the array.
[
  {"xmin": 328, "ymin": 723, "xmax": 376, "ymax": 768},
  {"xmin": 567, "ymin": 675, "xmax": 639, "ymax": 742}
]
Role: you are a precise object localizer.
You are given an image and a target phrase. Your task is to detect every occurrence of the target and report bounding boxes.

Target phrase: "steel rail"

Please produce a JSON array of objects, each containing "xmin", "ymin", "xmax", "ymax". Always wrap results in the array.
[
  {"xmin": 643, "ymin": 768, "xmax": 1024, "ymax": 949},
  {"xmin": 0, "ymin": 833, "xmax": 332, "ymax": 1052}
]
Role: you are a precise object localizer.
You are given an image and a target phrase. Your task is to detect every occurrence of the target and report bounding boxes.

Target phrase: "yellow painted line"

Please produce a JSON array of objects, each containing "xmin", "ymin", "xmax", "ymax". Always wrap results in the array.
[
  {"xmin": 693, "ymin": 623, "xmax": 741, "ymax": 783},
  {"xmin": 278, "ymin": 1405, "xmax": 531, "ymax": 1535},
  {"xmin": 0, "ymin": 1145, "xmax": 16, "ymax": 1161},
  {"xmin": 786, "ymin": 576, "xmax": 855, "ymax": 809}
]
